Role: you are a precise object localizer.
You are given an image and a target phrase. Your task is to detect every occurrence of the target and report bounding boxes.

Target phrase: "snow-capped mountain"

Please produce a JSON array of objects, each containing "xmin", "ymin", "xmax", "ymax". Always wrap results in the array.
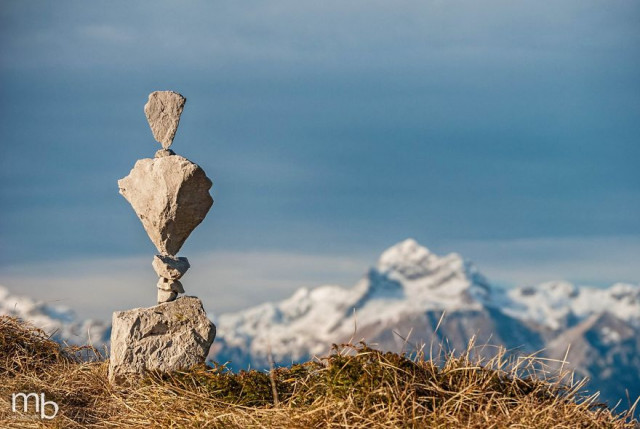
[
  {"xmin": 2, "ymin": 239, "xmax": 638, "ymax": 406},
  {"xmin": 211, "ymin": 239, "xmax": 640, "ymax": 406},
  {"xmin": 0, "ymin": 285, "xmax": 111, "ymax": 348}
]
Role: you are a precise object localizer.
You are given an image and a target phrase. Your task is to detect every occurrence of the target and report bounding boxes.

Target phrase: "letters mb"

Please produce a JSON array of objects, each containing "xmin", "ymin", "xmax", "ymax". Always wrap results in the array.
[{"xmin": 11, "ymin": 392, "xmax": 59, "ymax": 419}]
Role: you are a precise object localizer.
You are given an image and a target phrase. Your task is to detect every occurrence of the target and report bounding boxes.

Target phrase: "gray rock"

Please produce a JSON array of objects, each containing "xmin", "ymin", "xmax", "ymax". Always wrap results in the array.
[
  {"xmin": 152, "ymin": 254, "xmax": 190, "ymax": 279},
  {"xmin": 144, "ymin": 91, "xmax": 186, "ymax": 149},
  {"xmin": 118, "ymin": 155, "xmax": 213, "ymax": 256},
  {"xmin": 108, "ymin": 296, "xmax": 216, "ymax": 384},
  {"xmin": 155, "ymin": 149, "xmax": 175, "ymax": 158},
  {"xmin": 157, "ymin": 278, "xmax": 185, "ymax": 294},
  {"xmin": 171, "ymin": 280, "xmax": 185, "ymax": 294},
  {"xmin": 157, "ymin": 288, "xmax": 178, "ymax": 303}
]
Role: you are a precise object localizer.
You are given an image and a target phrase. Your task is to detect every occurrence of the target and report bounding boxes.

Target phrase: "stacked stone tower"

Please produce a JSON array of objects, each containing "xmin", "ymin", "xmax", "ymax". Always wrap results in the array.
[{"xmin": 108, "ymin": 91, "xmax": 216, "ymax": 384}]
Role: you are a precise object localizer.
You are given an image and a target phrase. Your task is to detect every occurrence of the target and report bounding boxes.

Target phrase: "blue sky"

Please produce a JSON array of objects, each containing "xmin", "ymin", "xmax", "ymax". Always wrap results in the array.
[{"xmin": 1, "ymin": 1, "xmax": 639, "ymax": 320}]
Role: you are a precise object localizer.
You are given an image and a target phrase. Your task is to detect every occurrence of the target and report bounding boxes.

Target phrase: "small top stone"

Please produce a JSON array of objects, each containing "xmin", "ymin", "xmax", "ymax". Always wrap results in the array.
[{"xmin": 144, "ymin": 91, "xmax": 187, "ymax": 149}]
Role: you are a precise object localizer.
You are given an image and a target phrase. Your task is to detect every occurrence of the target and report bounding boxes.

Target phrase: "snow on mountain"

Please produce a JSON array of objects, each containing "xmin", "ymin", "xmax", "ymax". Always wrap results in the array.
[
  {"xmin": 211, "ymin": 239, "xmax": 491, "ymax": 366},
  {"xmin": 210, "ymin": 239, "xmax": 640, "ymax": 406},
  {"xmin": 212, "ymin": 239, "xmax": 640, "ymax": 367},
  {"xmin": 0, "ymin": 285, "xmax": 110, "ymax": 348},
  {"xmin": 2, "ymin": 239, "xmax": 638, "ymax": 405},
  {"xmin": 502, "ymin": 281, "xmax": 640, "ymax": 330}
]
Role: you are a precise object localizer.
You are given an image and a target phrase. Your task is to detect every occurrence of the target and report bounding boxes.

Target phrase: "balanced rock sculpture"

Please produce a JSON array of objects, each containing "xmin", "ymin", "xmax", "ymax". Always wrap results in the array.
[
  {"xmin": 118, "ymin": 90, "xmax": 213, "ymax": 304},
  {"xmin": 109, "ymin": 91, "xmax": 216, "ymax": 384}
]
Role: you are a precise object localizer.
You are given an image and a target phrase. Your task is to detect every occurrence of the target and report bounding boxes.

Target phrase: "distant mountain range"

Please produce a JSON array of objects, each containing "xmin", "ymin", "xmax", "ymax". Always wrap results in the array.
[
  {"xmin": 0, "ymin": 285, "xmax": 111, "ymax": 348},
  {"xmin": 2, "ymin": 239, "xmax": 639, "ymax": 407},
  {"xmin": 211, "ymin": 239, "xmax": 640, "ymax": 407}
]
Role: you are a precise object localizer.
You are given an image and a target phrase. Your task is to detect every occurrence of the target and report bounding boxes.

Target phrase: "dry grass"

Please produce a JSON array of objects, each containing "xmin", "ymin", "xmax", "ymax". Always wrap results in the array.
[{"xmin": 0, "ymin": 316, "xmax": 637, "ymax": 428}]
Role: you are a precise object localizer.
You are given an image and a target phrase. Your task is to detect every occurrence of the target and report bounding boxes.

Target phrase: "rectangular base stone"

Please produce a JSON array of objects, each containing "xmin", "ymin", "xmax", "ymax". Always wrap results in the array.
[{"xmin": 108, "ymin": 296, "xmax": 216, "ymax": 384}]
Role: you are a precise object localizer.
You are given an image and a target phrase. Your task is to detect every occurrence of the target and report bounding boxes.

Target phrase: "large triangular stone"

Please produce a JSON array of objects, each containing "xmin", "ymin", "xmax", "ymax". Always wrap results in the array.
[
  {"xmin": 144, "ymin": 91, "xmax": 186, "ymax": 149},
  {"xmin": 118, "ymin": 154, "xmax": 213, "ymax": 255}
]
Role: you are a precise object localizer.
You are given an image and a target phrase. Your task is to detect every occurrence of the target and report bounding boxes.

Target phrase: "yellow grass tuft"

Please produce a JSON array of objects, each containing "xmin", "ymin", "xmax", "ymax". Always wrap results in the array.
[{"xmin": 0, "ymin": 315, "xmax": 637, "ymax": 428}]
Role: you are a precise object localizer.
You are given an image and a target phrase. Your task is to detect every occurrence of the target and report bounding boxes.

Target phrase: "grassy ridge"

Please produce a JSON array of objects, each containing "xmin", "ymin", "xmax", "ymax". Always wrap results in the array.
[{"xmin": 0, "ymin": 316, "xmax": 637, "ymax": 428}]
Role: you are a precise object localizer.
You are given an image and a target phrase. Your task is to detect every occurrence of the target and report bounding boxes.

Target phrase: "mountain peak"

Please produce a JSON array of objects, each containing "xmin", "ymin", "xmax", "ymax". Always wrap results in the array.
[{"xmin": 377, "ymin": 238, "xmax": 437, "ymax": 280}]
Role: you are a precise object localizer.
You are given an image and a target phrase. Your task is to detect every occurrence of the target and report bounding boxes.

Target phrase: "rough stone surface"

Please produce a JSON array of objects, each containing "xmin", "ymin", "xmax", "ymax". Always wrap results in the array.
[
  {"xmin": 171, "ymin": 280, "xmax": 185, "ymax": 294},
  {"xmin": 108, "ymin": 297, "xmax": 216, "ymax": 384},
  {"xmin": 118, "ymin": 155, "xmax": 213, "ymax": 255},
  {"xmin": 157, "ymin": 278, "xmax": 184, "ymax": 294},
  {"xmin": 144, "ymin": 91, "xmax": 186, "ymax": 149},
  {"xmin": 152, "ymin": 254, "xmax": 190, "ymax": 279},
  {"xmin": 155, "ymin": 149, "xmax": 175, "ymax": 158},
  {"xmin": 157, "ymin": 289, "xmax": 178, "ymax": 303}
]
